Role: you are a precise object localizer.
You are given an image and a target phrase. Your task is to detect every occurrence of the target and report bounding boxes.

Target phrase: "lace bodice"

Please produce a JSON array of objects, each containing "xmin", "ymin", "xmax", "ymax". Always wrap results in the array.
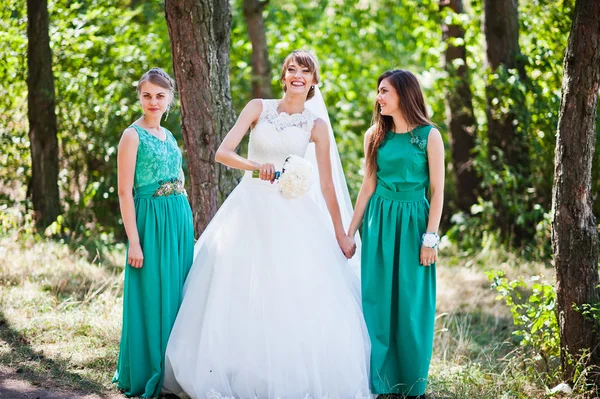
[
  {"xmin": 247, "ymin": 99, "xmax": 318, "ymax": 170},
  {"xmin": 130, "ymin": 124, "xmax": 183, "ymax": 188}
]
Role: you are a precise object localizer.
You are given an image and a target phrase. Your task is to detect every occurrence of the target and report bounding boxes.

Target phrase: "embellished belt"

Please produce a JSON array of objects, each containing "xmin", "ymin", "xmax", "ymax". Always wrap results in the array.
[
  {"xmin": 374, "ymin": 185, "xmax": 426, "ymax": 202},
  {"xmin": 134, "ymin": 178, "xmax": 187, "ymax": 199}
]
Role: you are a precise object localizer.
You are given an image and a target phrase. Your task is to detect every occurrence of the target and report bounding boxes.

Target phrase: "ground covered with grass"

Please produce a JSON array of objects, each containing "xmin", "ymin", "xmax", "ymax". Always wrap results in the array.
[{"xmin": 0, "ymin": 233, "xmax": 585, "ymax": 398}]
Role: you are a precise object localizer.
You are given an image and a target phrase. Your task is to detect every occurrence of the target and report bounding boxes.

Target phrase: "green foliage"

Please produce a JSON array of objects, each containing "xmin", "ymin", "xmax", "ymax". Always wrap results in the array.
[
  {"xmin": 443, "ymin": 0, "xmax": 600, "ymax": 255},
  {"xmin": 230, "ymin": 0, "xmax": 446, "ymax": 197},
  {"xmin": 0, "ymin": 0, "xmax": 178, "ymax": 242},
  {"xmin": 488, "ymin": 270, "xmax": 560, "ymax": 377},
  {"xmin": 0, "ymin": 3, "xmax": 29, "ymax": 205},
  {"xmin": 573, "ymin": 287, "xmax": 600, "ymax": 334},
  {"xmin": 0, "ymin": 0, "xmax": 598, "ymax": 253}
]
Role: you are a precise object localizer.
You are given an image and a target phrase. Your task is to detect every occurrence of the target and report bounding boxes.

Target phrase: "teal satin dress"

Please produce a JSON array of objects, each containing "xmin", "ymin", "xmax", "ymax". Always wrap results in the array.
[
  {"xmin": 361, "ymin": 125, "xmax": 436, "ymax": 396},
  {"xmin": 113, "ymin": 124, "xmax": 194, "ymax": 398}
]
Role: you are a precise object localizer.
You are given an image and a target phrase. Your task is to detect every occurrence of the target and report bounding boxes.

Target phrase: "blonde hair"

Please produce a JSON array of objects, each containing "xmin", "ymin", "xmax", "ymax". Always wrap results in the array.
[
  {"xmin": 280, "ymin": 50, "xmax": 320, "ymax": 100},
  {"xmin": 137, "ymin": 67, "xmax": 175, "ymax": 106}
]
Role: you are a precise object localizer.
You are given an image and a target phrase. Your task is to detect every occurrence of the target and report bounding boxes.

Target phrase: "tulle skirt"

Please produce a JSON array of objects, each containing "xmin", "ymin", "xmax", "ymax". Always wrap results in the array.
[{"xmin": 163, "ymin": 174, "xmax": 371, "ymax": 399}]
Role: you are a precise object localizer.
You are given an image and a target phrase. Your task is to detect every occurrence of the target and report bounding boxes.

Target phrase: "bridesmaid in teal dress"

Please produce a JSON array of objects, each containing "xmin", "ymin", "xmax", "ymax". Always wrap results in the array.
[
  {"xmin": 348, "ymin": 70, "xmax": 445, "ymax": 399},
  {"xmin": 113, "ymin": 68, "xmax": 194, "ymax": 398}
]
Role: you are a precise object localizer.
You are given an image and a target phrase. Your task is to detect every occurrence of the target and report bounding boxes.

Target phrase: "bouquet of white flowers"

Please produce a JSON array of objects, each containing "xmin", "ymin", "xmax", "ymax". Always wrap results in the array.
[{"xmin": 252, "ymin": 155, "xmax": 313, "ymax": 199}]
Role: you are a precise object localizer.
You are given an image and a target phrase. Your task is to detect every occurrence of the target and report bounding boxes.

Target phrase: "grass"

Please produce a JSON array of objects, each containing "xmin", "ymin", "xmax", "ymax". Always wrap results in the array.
[
  {"xmin": 0, "ymin": 232, "xmax": 593, "ymax": 398},
  {"xmin": 0, "ymin": 233, "xmax": 124, "ymax": 395}
]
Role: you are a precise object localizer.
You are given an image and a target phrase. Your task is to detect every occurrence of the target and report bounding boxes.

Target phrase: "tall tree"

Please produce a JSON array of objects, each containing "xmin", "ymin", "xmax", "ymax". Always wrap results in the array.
[
  {"xmin": 551, "ymin": 0, "xmax": 600, "ymax": 386},
  {"xmin": 165, "ymin": 0, "xmax": 238, "ymax": 237},
  {"xmin": 440, "ymin": 0, "xmax": 479, "ymax": 213},
  {"xmin": 243, "ymin": 0, "xmax": 272, "ymax": 99},
  {"xmin": 27, "ymin": 0, "xmax": 60, "ymax": 229},
  {"xmin": 483, "ymin": 0, "xmax": 530, "ymax": 241}
]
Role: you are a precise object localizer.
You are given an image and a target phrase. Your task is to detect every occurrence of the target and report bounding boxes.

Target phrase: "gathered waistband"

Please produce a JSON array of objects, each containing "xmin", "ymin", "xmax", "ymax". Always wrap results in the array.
[
  {"xmin": 134, "ymin": 178, "xmax": 187, "ymax": 199},
  {"xmin": 374, "ymin": 185, "xmax": 426, "ymax": 202}
]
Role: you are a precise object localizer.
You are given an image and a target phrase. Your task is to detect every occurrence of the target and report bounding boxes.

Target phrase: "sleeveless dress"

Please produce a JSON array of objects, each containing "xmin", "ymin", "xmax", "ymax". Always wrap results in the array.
[
  {"xmin": 163, "ymin": 99, "xmax": 371, "ymax": 399},
  {"xmin": 361, "ymin": 126, "xmax": 436, "ymax": 397},
  {"xmin": 113, "ymin": 124, "xmax": 194, "ymax": 398}
]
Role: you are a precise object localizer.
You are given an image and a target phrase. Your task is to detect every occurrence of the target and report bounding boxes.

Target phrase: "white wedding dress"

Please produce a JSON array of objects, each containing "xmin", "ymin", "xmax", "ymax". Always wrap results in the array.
[{"xmin": 163, "ymin": 98, "xmax": 371, "ymax": 399}]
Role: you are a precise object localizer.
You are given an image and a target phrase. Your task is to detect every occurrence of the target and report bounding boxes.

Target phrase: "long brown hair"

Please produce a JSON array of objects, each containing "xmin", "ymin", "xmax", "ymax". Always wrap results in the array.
[{"xmin": 365, "ymin": 69, "xmax": 431, "ymax": 175}]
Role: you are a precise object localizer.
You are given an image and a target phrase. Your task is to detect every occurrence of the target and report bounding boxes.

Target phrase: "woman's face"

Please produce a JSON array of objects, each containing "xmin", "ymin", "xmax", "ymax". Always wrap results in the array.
[
  {"xmin": 375, "ymin": 78, "xmax": 400, "ymax": 116},
  {"xmin": 282, "ymin": 60, "xmax": 314, "ymax": 97},
  {"xmin": 139, "ymin": 81, "xmax": 171, "ymax": 118}
]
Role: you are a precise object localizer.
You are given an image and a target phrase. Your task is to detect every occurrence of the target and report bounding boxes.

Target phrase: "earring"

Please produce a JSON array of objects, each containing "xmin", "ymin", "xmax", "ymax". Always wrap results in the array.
[{"xmin": 165, "ymin": 104, "xmax": 171, "ymax": 121}]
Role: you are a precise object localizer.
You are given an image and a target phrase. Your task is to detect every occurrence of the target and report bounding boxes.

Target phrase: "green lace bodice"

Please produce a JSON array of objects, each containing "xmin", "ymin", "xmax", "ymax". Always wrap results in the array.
[{"xmin": 130, "ymin": 124, "xmax": 183, "ymax": 189}]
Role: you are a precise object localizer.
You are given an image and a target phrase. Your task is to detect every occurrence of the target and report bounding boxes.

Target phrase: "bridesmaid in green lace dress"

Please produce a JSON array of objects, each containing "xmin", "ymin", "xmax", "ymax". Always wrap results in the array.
[
  {"xmin": 113, "ymin": 68, "xmax": 194, "ymax": 398},
  {"xmin": 348, "ymin": 70, "xmax": 445, "ymax": 399}
]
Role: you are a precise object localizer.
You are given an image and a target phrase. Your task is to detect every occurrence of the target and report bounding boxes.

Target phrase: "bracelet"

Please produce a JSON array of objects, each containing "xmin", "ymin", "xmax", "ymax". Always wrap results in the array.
[{"xmin": 421, "ymin": 232, "xmax": 440, "ymax": 249}]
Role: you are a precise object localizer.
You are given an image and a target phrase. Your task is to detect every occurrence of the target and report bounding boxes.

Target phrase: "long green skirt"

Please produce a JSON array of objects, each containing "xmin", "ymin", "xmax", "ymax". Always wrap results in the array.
[
  {"xmin": 113, "ymin": 182, "xmax": 194, "ymax": 398},
  {"xmin": 361, "ymin": 185, "xmax": 436, "ymax": 396}
]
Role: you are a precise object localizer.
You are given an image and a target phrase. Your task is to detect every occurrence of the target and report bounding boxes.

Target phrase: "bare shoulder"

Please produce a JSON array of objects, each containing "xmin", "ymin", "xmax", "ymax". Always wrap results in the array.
[
  {"xmin": 313, "ymin": 117, "xmax": 327, "ymax": 132},
  {"xmin": 311, "ymin": 117, "xmax": 329, "ymax": 142},
  {"xmin": 240, "ymin": 98, "xmax": 264, "ymax": 126},
  {"xmin": 429, "ymin": 126, "xmax": 442, "ymax": 139},
  {"xmin": 426, "ymin": 127, "xmax": 444, "ymax": 160},
  {"xmin": 121, "ymin": 127, "xmax": 138, "ymax": 141},
  {"xmin": 427, "ymin": 127, "xmax": 443, "ymax": 145},
  {"xmin": 364, "ymin": 124, "xmax": 377, "ymax": 146},
  {"xmin": 119, "ymin": 127, "xmax": 139, "ymax": 147},
  {"xmin": 245, "ymin": 98, "xmax": 263, "ymax": 115},
  {"xmin": 365, "ymin": 124, "xmax": 377, "ymax": 138}
]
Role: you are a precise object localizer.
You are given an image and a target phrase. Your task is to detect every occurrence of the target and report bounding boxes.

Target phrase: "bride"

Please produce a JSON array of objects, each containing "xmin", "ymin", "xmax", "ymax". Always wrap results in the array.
[{"xmin": 163, "ymin": 50, "xmax": 371, "ymax": 399}]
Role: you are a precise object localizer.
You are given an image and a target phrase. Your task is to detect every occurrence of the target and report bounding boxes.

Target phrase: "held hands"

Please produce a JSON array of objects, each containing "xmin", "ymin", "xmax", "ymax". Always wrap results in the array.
[
  {"xmin": 128, "ymin": 242, "xmax": 144, "ymax": 268},
  {"xmin": 258, "ymin": 163, "xmax": 276, "ymax": 183},
  {"xmin": 420, "ymin": 245, "xmax": 437, "ymax": 267},
  {"xmin": 337, "ymin": 234, "xmax": 357, "ymax": 259}
]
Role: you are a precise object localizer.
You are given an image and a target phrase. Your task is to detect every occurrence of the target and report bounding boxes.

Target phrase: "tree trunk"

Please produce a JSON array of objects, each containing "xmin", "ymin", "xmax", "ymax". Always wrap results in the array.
[
  {"xmin": 165, "ymin": 0, "xmax": 239, "ymax": 237},
  {"xmin": 440, "ymin": 0, "xmax": 479, "ymax": 213},
  {"xmin": 482, "ymin": 0, "xmax": 530, "ymax": 241},
  {"xmin": 27, "ymin": 0, "xmax": 60, "ymax": 229},
  {"xmin": 243, "ymin": 0, "xmax": 272, "ymax": 99},
  {"xmin": 551, "ymin": 0, "xmax": 600, "ymax": 386}
]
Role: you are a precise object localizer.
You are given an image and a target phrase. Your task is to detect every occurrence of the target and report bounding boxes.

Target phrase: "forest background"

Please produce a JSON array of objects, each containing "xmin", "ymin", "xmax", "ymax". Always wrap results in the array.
[{"xmin": 1, "ymin": 0, "xmax": 599, "ymax": 398}]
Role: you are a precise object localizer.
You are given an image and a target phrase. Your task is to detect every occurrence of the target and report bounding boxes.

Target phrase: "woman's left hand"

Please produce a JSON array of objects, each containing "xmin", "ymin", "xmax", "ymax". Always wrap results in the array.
[
  {"xmin": 420, "ymin": 246, "xmax": 437, "ymax": 266},
  {"xmin": 337, "ymin": 234, "xmax": 357, "ymax": 259}
]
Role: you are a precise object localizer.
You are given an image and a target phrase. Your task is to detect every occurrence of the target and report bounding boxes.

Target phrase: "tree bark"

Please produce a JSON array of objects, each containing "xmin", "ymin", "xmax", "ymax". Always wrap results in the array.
[
  {"xmin": 165, "ymin": 0, "xmax": 239, "ymax": 237},
  {"xmin": 482, "ymin": 0, "xmax": 530, "ymax": 241},
  {"xmin": 440, "ymin": 0, "xmax": 479, "ymax": 213},
  {"xmin": 551, "ymin": 0, "xmax": 600, "ymax": 386},
  {"xmin": 243, "ymin": 0, "xmax": 272, "ymax": 99},
  {"xmin": 27, "ymin": 0, "xmax": 60, "ymax": 229}
]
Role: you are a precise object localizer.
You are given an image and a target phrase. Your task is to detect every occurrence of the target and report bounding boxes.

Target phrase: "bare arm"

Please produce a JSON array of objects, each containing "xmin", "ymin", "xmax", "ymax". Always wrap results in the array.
[
  {"xmin": 312, "ymin": 119, "xmax": 345, "ymax": 238},
  {"xmin": 420, "ymin": 127, "xmax": 445, "ymax": 266},
  {"xmin": 215, "ymin": 99, "xmax": 263, "ymax": 171},
  {"xmin": 117, "ymin": 128, "xmax": 143, "ymax": 268},
  {"xmin": 348, "ymin": 127, "xmax": 377, "ymax": 238},
  {"xmin": 312, "ymin": 119, "xmax": 355, "ymax": 258},
  {"xmin": 426, "ymin": 128, "xmax": 445, "ymax": 233}
]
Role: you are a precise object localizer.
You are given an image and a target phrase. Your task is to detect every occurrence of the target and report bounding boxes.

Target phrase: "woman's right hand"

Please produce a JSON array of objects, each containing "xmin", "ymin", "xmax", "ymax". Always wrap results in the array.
[
  {"xmin": 337, "ymin": 234, "xmax": 357, "ymax": 259},
  {"xmin": 128, "ymin": 242, "xmax": 144, "ymax": 268},
  {"xmin": 258, "ymin": 163, "xmax": 276, "ymax": 182}
]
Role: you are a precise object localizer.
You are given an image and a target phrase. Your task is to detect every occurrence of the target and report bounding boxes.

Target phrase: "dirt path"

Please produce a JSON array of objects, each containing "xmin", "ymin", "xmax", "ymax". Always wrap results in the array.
[{"xmin": 0, "ymin": 366, "xmax": 123, "ymax": 399}]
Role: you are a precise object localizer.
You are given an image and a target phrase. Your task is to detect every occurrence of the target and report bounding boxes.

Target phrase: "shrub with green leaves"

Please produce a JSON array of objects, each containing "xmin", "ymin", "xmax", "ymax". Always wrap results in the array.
[{"xmin": 488, "ymin": 270, "xmax": 560, "ymax": 378}]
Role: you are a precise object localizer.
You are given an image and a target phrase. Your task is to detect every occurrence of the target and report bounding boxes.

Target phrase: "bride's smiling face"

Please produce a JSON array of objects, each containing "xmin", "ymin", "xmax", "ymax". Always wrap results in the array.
[{"xmin": 282, "ymin": 59, "xmax": 314, "ymax": 97}]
